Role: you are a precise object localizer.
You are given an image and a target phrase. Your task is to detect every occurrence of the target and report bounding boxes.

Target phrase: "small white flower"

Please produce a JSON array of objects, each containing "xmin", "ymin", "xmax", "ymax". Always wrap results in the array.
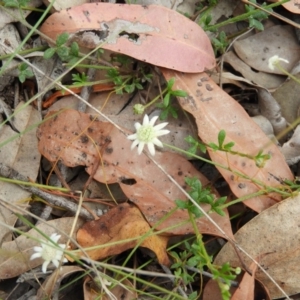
[
  {"xmin": 268, "ymin": 55, "xmax": 289, "ymax": 71},
  {"xmin": 30, "ymin": 233, "xmax": 68, "ymax": 273},
  {"xmin": 127, "ymin": 114, "xmax": 170, "ymax": 156}
]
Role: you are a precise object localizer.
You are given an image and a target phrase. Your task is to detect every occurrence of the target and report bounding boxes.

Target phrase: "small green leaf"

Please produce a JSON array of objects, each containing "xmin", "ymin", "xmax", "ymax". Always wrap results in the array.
[
  {"xmin": 171, "ymin": 89, "xmax": 188, "ymax": 97},
  {"xmin": 56, "ymin": 32, "xmax": 69, "ymax": 47},
  {"xmin": 167, "ymin": 77, "xmax": 175, "ymax": 90},
  {"xmin": 163, "ymin": 93, "xmax": 170, "ymax": 107},
  {"xmin": 44, "ymin": 48, "xmax": 56, "ymax": 59},
  {"xmin": 218, "ymin": 130, "xmax": 226, "ymax": 148}
]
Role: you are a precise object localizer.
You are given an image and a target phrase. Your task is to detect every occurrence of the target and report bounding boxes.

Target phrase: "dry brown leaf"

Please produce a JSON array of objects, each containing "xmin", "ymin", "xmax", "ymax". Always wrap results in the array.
[
  {"xmin": 37, "ymin": 266, "xmax": 85, "ymax": 300},
  {"xmin": 281, "ymin": 125, "xmax": 300, "ymax": 165},
  {"xmin": 272, "ymin": 73, "xmax": 300, "ymax": 125},
  {"xmin": 39, "ymin": 3, "xmax": 215, "ymax": 73},
  {"xmin": 77, "ymin": 203, "xmax": 170, "ymax": 265},
  {"xmin": 37, "ymin": 109, "xmax": 233, "ymax": 238},
  {"xmin": 83, "ymin": 275, "xmax": 137, "ymax": 300},
  {"xmin": 214, "ymin": 194, "xmax": 300, "ymax": 299},
  {"xmin": 222, "ymin": 51, "xmax": 286, "ymax": 89},
  {"xmin": 0, "ymin": 102, "xmax": 41, "ymax": 243},
  {"xmin": 161, "ymin": 69, "xmax": 293, "ymax": 213},
  {"xmin": 0, "ymin": 217, "xmax": 84, "ymax": 279},
  {"xmin": 233, "ymin": 25, "xmax": 300, "ymax": 75},
  {"xmin": 257, "ymin": 88, "xmax": 287, "ymax": 136},
  {"xmin": 232, "ymin": 258, "xmax": 271, "ymax": 300}
]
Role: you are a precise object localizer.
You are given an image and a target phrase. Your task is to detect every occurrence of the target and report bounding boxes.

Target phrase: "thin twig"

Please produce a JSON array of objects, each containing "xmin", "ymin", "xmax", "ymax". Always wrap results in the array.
[{"xmin": 0, "ymin": 163, "xmax": 94, "ymax": 220}]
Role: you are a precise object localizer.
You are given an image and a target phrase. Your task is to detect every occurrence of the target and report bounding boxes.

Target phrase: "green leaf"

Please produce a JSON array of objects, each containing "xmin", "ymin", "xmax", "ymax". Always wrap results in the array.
[
  {"xmin": 163, "ymin": 93, "xmax": 170, "ymax": 107},
  {"xmin": 218, "ymin": 130, "xmax": 226, "ymax": 148},
  {"xmin": 70, "ymin": 42, "xmax": 79, "ymax": 56},
  {"xmin": 44, "ymin": 48, "xmax": 56, "ymax": 59},
  {"xmin": 171, "ymin": 89, "xmax": 188, "ymax": 97},
  {"xmin": 167, "ymin": 77, "xmax": 175, "ymax": 90},
  {"xmin": 56, "ymin": 32, "xmax": 69, "ymax": 47},
  {"xmin": 208, "ymin": 142, "xmax": 219, "ymax": 151}
]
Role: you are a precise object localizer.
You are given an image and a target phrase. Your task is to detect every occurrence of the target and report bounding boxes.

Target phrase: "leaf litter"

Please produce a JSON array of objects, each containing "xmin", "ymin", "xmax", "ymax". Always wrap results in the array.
[{"xmin": 1, "ymin": 1, "xmax": 300, "ymax": 299}]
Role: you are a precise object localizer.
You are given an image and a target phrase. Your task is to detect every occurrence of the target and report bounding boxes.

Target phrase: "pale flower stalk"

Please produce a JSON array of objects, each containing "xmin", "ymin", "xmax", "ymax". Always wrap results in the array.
[
  {"xmin": 30, "ymin": 233, "xmax": 68, "ymax": 273},
  {"xmin": 127, "ymin": 114, "xmax": 170, "ymax": 156}
]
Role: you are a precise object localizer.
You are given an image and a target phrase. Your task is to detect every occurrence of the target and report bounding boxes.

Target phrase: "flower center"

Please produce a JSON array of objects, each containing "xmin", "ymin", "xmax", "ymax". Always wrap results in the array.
[
  {"xmin": 42, "ymin": 246, "xmax": 57, "ymax": 261},
  {"xmin": 137, "ymin": 125, "xmax": 155, "ymax": 142}
]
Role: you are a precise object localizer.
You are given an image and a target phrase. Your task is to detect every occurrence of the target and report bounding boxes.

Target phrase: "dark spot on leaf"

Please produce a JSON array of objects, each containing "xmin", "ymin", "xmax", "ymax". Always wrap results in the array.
[
  {"xmin": 105, "ymin": 147, "xmax": 113, "ymax": 154},
  {"xmin": 205, "ymin": 84, "xmax": 213, "ymax": 91},
  {"xmin": 120, "ymin": 178, "xmax": 136, "ymax": 185},
  {"xmin": 80, "ymin": 135, "xmax": 89, "ymax": 144},
  {"xmin": 178, "ymin": 171, "xmax": 183, "ymax": 176},
  {"xmin": 238, "ymin": 183, "xmax": 246, "ymax": 189}
]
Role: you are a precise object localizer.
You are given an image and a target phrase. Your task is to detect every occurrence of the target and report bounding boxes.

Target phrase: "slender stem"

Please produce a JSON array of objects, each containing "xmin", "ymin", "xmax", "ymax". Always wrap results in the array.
[{"xmin": 205, "ymin": 0, "xmax": 289, "ymax": 31}]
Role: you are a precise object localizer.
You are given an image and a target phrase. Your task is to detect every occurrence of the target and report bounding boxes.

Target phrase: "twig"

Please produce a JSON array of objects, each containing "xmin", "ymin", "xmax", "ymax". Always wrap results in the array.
[{"xmin": 0, "ymin": 163, "xmax": 94, "ymax": 220}]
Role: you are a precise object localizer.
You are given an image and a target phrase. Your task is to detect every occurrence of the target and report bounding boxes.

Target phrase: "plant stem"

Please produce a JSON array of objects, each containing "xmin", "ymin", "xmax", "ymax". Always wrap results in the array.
[{"xmin": 205, "ymin": 0, "xmax": 289, "ymax": 32}]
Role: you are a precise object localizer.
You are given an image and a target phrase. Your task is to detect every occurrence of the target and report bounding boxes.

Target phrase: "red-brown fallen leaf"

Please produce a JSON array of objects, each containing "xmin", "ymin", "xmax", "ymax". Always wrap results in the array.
[
  {"xmin": 202, "ymin": 262, "xmax": 271, "ymax": 300},
  {"xmin": 39, "ymin": 3, "xmax": 215, "ymax": 73},
  {"xmin": 37, "ymin": 109, "xmax": 233, "ymax": 239},
  {"xmin": 231, "ymin": 258, "xmax": 271, "ymax": 300},
  {"xmin": 161, "ymin": 69, "xmax": 294, "ymax": 213},
  {"xmin": 77, "ymin": 203, "xmax": 170, "ymax": 265}
]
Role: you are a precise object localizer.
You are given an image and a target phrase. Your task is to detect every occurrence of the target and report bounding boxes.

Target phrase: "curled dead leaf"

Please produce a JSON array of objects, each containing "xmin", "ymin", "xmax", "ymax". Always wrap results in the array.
[{"xmin": 77, "ymin": 203, "xmax": 170, "ymax": 265}]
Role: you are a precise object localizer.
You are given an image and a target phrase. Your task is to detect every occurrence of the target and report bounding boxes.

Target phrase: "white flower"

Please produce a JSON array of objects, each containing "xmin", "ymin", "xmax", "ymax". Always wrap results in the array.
[
  {"xmin": 30, "ymin": 233, "xmax": 68, "ymax": 273},
  {"xmin": 127, "ymin": 114, "xmax": 170, "ymax": 156},
  {"xmin": 268, "ymin": 55, "xmax": 289, "ymax": 71}
]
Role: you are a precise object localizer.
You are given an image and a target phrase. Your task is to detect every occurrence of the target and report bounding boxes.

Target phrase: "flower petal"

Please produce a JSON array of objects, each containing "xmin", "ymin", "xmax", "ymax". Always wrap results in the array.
[
  {"xmin": 137, "ymin": 142, "xmax": 145, "ymax": 154},
  {"xmin": 142, "ymin": 114, "xmax": 150, "ymax": 126},
  {"xmin": 154, "ymin": 122, "xmax": 168, "ymax": 131},
  {"xmin": 134, "ymin": 122, "xmax": 142, "ymax": 130},
  {"xmin": 152, "ymin": 138, "xmax": 163, "ymax": 148},
  {"xmin": 30, "ymin": 252, "xmax": 42, "ymax": 260},
  {"xmin": 147, "ymin": 142, "xmax": 156, "ymax": 156},
  {"xmin": 42, "ymin": 261, "xmax": 50, "ymax": 273},
  {"xmin": 127, "ymin": 133, "xmax": 137, "ymax": 140},
  {"xmin": 50, "ymin": 233, "xmax": 61, "ymax": 243},
  {"xmin": 130, "ymin": 139, "xmax": 139, "ymax": 150},
  {"xmin": 155, "ymin": 129, "xmax": 170, "ymax": 137},
  {"xmin": 52, "ymin": 259, "xmax": 60, "ymax": 268},
  {"xmin": 149, "ymin": 115, "xmax": 159, "ymax": 126}
]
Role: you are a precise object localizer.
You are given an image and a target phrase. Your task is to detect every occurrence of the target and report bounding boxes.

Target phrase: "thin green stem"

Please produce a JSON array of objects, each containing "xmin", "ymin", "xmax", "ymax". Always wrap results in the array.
[
  {"xmin": 163, "ymin": 142, "xmax": 293, "ymax": 198},
  {"xmin": 143, "ymin": 87, "xmax": 168, "ymax": 109},
  {"xmin": 205, "ymin": 0, "xmax": 289, "ymax": 32}
]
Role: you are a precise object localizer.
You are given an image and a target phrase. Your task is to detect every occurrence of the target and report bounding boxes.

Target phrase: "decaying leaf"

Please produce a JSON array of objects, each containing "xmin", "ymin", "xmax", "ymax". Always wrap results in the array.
[
  {"xmin": 257, "ymin": 88, "xmax": 287, "ymax": 136},
  {"xmin": 231, "ymin": 259, "xmax": 267, "ymax": 300},
  {"xmin": 272, "ymin": 73, "xmax": 300, "ymax": 125},
  {"xmin": 214, "ymin": 194, "xmax": 300, "ymax": 299},
  {"xmin": 222, "ymin": 51, "xmax": 286, "ymax": 89},
  {"xmin": 161, "ymin": 69, "xmax": 293, "ymax": 213},
  {"xmin": 37, "ymin": 109, "xmax": 233, "ymax": 239},
  {"xmin": 77, "ymin": 203, "xmax": 170, "ymax": 265},
  {"xmin": 0, "ymin": 217, "xmax": 84, "ymax": 279},
  {"xmin": 37, "ymin": 266, "xmax": 85, "ymax": 299},
  {"xmin": 0, "ymin": 102, "xmax": 41, "ymax": 243},
  {"xmin": 202, "ymin": 260, "xmax": 271, "ymax": 300},
  {"xmin": 233, "ymin": 25, "xmax": 300, "ymax": 75},
  {"xmin": 281, "ymin": 124, "xmax": 300, "ymax": 165},
  {"xmin": 39, "ymin": 3, "xmax": 215, "ymax": 72}
]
